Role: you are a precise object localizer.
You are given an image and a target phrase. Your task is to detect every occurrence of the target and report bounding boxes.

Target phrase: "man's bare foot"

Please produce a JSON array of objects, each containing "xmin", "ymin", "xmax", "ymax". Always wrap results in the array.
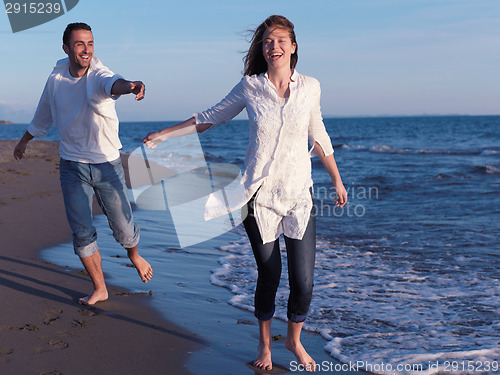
[
  {"xmin": 285, "ymin": 339, "xmax": 316, "ymax": 372},
  {"xmin": 78, "ymin": 289, "xmax": 108, "ymax": 305},
  {"xmin": 128, "ymin": 253, "xmax": 153, "ymax": 283},
  {"xmin": 253, "ymin": 342, "xmax": 273, "ymax": 371}
]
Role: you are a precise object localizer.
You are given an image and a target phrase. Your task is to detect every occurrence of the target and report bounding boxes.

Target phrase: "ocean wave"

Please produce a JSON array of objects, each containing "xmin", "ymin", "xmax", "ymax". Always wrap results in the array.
[
  {"xmin": 429, "ymin": 172, "xmax": 472, "ymax": 181},
  {"xmin": 337, "ymin": 143, "xmax": 492, "ymax": 156},
  {"xmin": 210, "ymin": 232, "xmax": 500, "ymax": 375},
  {"xmin": 481, "ymin": 148, "xmax": 500, "ymax": 156},
  {"xmin": 433, "ymin": 173, "xmax": 454, "ymax": 180},
  {"xmin": 326, "ymin": 335, "xmax": 499, "ymax": 375},
  {"xmin": 471, "ymin": 165, "xmax": 500, "ymax": 175},
  {"xmin": 370, "ymin": 145, "xmax": 413, "ymax": 154},
  {"xmin": 338, "ymin": 143, "xmax": 368, "ymax": 151}
]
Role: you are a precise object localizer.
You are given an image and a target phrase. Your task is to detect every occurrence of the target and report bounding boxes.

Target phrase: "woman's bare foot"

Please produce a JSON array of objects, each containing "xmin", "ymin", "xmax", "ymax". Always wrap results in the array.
[
  {"xmin": 253, "ymin": 341, "xmax": 273, "ymax": 371},
  {"xmin": 78, "ymin": 289, "xmax": 108, "ymax": 305},
  {"xmin": 253, "ymin": 318, "xmax": 273, "ymax": 371},
  {"xmin": 285, "ymin": 339, "xmax": 316, "ymax": 372},
  {"xmin": 127, "ymin": 253, "xmax": 153, "ymax": 283}
]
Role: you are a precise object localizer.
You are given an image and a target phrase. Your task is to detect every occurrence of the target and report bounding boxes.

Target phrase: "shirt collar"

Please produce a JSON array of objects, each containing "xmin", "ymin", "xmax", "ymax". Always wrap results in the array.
[
  {"xmin": 53, "ymin": 56, "xmax": 103, "ymax": 75},
  {"xmin": 263, "ymin": 69, "xmax": 298, "ymax": 83}
]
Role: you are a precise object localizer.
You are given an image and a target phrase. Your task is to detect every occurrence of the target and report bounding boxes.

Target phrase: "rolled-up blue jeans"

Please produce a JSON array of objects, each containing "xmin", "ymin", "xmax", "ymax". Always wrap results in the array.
[
  {"xmin": 243, "ymin": 191, "xmax": 316, "ymax": 323},
  {"xmin": 59, "ymin": 158, "xmax": 140, "ymax": 258}
]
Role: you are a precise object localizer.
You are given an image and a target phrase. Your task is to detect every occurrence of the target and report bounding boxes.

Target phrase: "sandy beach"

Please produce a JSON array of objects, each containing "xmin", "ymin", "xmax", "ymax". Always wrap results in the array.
[{"xmin": 0, "ymin": 140, "xmax": 202, "ymax": 375}]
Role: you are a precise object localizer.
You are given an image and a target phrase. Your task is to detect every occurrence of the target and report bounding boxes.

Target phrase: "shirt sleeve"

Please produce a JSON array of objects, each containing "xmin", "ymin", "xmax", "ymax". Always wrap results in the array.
[
  {"xmin": 94, "ymin": 67, "xmax": 124, "ymax": 101},
  {"xmin": 193, "ymin": 79, "xmax": 246, "ymax": 127},
  {"xmin": 308, "ymin": 79, "xmax": 334, "ymax": 157},
  {"xmin": 27, "ymin": 79, "xmax": 53, "ymax": 138}
]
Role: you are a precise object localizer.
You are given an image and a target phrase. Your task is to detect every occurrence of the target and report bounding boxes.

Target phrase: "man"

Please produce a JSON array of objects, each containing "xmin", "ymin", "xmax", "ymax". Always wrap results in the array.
[{"xmin": 14, "ymin": 22, "xmax": 153, "ymax": 305}]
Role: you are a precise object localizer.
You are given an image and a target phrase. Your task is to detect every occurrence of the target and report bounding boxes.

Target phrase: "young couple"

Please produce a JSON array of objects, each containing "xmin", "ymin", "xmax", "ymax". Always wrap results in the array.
[{"xmin": 16, "ymin": 16, "xmax": 347, "ymax": 372}]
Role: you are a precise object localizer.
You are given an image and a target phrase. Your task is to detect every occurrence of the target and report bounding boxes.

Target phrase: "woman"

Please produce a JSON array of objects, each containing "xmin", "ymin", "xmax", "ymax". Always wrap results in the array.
[{"xmin": 143, "ymin": 15, "xmax": 347, "ymax": 372}]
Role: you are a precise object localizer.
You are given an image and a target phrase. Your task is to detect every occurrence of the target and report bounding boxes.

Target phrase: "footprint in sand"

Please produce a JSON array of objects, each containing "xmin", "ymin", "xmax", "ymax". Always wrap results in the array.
[
  {"xmin": 0, "ymin": 347, "xmax": 14, "ymax": 363},
  {"xmin": 34, "ymin": 339, "xmax": 68, "ymax": 353},
  {"xmin": 113, "ymin": 290, "xmax": 152, "ymax": 297},
  {"xmin": 0, "ymin": 168, "xmax": 29, "ymax": 176},
  {"xmin": 237, "ymin": 319, "xmax": 255, "ymax": 325},
  {"xmin": 1, "ymin": 323, "xmax": 40, "ymax": 331},
  {"xmin": 40, "ymin": 370, "xmax": 62, "ymax": 375},
  {"xmin": 43, "ymin": 309, "xmax": 63, "ymax": 326},
  {"xmin": 72, "ymin": 319, "xmax": 89, "ymax": 328},
  {"xmin": 78, "ymin": 308, "xmax": 96, "ymax": 317},
  {"xmin": 6, "ymin": 168, "xmax": 30, "ymax": 176}
]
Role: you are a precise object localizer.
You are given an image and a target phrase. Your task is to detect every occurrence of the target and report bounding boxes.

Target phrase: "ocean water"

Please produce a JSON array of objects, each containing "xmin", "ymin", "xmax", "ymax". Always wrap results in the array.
[
  {"xmin": 3, "ymin": 115, "xmax": 499, "ymax": 374},
  {"xmin": 204, "ymin": 116, "xmax": 500, "ymax": 374}
]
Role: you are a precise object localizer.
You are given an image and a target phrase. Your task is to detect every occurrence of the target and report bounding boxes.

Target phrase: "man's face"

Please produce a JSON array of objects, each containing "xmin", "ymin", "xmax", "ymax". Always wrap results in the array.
[{"xmin": 63, "ymin": 29, "xmax": 94, "ymax": 73}]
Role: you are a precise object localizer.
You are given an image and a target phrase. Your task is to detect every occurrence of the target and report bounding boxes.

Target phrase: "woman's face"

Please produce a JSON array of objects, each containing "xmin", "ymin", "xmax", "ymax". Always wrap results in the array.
[{"xmin": 262, "ymin": 27, "xmax": 296, "ymax": 72}]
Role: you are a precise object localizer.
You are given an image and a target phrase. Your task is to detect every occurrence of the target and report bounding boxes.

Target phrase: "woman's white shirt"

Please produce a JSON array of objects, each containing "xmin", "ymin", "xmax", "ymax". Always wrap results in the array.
[{"xmin": 194, "ymin": 70, "xmax": 334, "ymax": 244}]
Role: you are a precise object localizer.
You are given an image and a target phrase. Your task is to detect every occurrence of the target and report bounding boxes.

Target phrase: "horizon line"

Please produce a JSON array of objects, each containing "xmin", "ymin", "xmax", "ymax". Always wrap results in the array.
[{"xmin": 2, "ymin": 113, "xmax": 500, "ymax": 125}]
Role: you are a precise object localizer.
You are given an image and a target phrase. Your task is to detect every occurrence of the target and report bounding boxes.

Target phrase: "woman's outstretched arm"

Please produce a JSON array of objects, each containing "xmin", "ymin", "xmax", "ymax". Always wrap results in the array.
[
  {"xmin": 143, "ymin": 79, "xmax": 246, "ymax": 149},
  {"xmin": 142, "ymin": 117, "xmax": 212, "ymax": 148}
]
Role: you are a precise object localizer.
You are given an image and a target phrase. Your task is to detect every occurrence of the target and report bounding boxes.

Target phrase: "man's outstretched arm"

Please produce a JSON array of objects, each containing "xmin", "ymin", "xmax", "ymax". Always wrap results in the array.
[{"xmin": 111, "ymin": 79, "xmax": 145, "ymax": 101}]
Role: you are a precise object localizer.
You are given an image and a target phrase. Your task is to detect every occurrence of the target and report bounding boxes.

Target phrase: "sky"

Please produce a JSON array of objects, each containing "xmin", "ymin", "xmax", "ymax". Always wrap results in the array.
[{"xmin": 1, "ymin": 0, "xmax": 499, "ymax": 123}]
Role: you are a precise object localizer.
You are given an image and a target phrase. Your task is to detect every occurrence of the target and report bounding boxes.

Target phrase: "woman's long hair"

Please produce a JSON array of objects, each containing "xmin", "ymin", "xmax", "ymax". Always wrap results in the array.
[{"xmin": 243, "ymin": 15, "xmax": 298, "ymax": 76}]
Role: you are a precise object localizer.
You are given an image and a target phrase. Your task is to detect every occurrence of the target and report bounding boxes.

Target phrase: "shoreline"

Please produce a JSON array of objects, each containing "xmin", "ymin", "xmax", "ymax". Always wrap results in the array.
[
  {"xmin": 40, "ymin": 212, "xmax": 366, "ymax": 375},
  {"xmin": 0, "ymin": 140, "xmax": 201, "ymax": 374}
]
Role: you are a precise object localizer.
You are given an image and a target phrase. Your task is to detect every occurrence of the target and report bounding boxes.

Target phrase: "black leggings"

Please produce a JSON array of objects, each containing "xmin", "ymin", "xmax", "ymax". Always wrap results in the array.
[{"xmin": 243, "ymin": 195, "xmax": 316, "ymax": 323}]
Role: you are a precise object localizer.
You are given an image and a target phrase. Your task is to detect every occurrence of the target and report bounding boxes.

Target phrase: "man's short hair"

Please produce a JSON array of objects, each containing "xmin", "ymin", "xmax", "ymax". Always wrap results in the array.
[{"xmin": 63, "ymin": 22, "xmax": 92, "ymax": 46}]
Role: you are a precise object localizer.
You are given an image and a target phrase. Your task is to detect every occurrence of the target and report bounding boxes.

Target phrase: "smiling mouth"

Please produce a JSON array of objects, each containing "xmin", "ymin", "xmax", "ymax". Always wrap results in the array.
[{"xmin": 269, "ymin": 53, "xmax": 283, "ymax": 60}]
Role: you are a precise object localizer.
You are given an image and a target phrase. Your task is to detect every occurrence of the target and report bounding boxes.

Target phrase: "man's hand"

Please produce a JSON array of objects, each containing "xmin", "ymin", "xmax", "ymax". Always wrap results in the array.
[
  {"xmin": 13, "ymin": 131, "xmax": 34, "ymax": 160},
  {"xmin": 111, "ymin": 79, "xmax": 145, "ymax": 100},
  {"xmin": 13, "ymin": 140, "xmax": 27, "ymax": 160},
  {"xmin": 130, "ymin": 81, "xmax": 145, "ymax": 101}
]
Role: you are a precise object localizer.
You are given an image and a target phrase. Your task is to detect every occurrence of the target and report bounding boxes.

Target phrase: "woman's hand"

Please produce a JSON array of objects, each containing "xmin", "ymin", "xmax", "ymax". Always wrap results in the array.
[
  {"xmin": 313, "ymin": 143, "xmax": 347, "ymax": 208},
  {"xmin": 141, "ymin": 118, "xmax": 212, "ymax": 149},
  {"xmin": 142, "ymin": 131, "xmax": 166, "ymax": 149},
  {"xmin": 333, "ymin": 182, "xmax": 348, "ymax": 208}
]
